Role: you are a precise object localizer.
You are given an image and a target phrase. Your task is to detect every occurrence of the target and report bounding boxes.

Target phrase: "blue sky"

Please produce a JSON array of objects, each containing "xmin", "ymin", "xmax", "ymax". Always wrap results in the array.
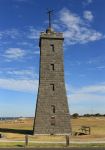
[{"xmin": 0, "ymin": 0, "xmax": 105, "ymax": 117}]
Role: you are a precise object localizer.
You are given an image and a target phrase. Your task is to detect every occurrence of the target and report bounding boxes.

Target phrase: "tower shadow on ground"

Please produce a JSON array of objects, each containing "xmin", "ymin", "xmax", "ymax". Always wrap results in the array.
[{"xmin": 0, "ymin": 128, "xmax": 33, "ymax": 135}]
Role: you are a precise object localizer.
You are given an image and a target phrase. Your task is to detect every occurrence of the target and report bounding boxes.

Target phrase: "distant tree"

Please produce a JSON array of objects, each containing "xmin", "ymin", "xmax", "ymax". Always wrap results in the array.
[
  {"xmin": 72, "ymin": 113, "xmax": 79, "ymax": 118},
  {"xmin": 84, "ymin": 114, "xmax": 91, "ymax": 117},
  {"xmin": 83, "ymin": 113, "xmax": 103, "ymax": 117},
  {"xmin": 95, "ymin": 113, "xmax": 101, "ymax": 117}
]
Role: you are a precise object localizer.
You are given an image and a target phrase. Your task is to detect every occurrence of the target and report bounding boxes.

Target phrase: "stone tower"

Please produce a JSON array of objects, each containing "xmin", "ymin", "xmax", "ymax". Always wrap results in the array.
[{"xmin": 33, "ymin": 12, "xmax": 71, "ymax": 135}]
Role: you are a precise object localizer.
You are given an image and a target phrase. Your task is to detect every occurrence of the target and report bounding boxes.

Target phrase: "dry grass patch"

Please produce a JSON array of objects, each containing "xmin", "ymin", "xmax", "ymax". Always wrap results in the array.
[{"xmin": 0, "ymin": 117, "xmax": 105, "ymax": 141}]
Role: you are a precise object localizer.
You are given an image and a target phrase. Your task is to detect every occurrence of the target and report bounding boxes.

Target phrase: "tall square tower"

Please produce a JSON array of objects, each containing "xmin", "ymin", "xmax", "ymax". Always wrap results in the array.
[{"xmin": 33, "ymin": 14, "xmax": 71, "ymax": 134}]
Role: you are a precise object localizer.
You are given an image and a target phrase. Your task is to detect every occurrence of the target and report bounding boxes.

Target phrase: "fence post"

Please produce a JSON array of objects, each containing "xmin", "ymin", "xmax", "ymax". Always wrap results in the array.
[
  {"xmin": 25, "ymin": 134, "xmax": 28, "ymax": 147},
  {"xmin": 66, "ymin": 135, "xmax": 69, "ymax": 146}
]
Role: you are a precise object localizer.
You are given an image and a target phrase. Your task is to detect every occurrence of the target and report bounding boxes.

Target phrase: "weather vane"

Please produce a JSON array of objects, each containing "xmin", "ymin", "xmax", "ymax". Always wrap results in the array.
[{"xmin": 47, "ymin": 9, "xmax": 53, "ymax": 29}]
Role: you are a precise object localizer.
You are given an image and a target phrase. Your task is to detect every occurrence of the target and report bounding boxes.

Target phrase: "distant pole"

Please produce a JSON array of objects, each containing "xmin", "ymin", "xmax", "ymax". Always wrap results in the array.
[{"xmin": 47, "ymin": 10, "xmax": 53, "ymax": 28}]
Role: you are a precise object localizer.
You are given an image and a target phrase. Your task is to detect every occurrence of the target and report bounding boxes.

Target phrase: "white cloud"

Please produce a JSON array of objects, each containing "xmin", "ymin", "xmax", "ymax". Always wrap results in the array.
[
  {"xmin": 86, "ymin": 56, "xmax": 105, "ymax": 65},
  {"xmin": 17, "ymin": 42, "xmax": 33, "ymax": 46},
  {"xmin": 96, "ymin": 66, "xmax": 105, "ymax": 70},
  {"xmin": 69, "ymin": 92, "xmax": 105, "ymax": 114},
  {"xmin": 7, "ymin": 70, "xmax": 37, "ymax": 79},
  {"xmin": 0, "ymin": 67, "xmax": 38, "ymax": 79},
  {"xmin": 87, "ymin": 0, "xmax": 93, "ymax": 4},
  {"xmin": 0, "ymin": 67, "xmax": 38, "ymax": 93},
  {"xmin": 0, "ymin": 29, "xmax": 19, "ymax": 39},
  {"xmin": 83, "ymin": 11, "xmax": 93, "ymax": 21},
  {"xmin": 0, "ymin": 78, "xmax": 38, "ymax": 93},
  {"xmin": 75, "ymin": 84, "xmax": 105, "ymax": 94},
  {"xmin": 67, "ymin": 83, "xmax": 105, "ymax": 114},
  {"xmin": 4, "ymin": 48, "xmax": 26, "ymax": 61},
  {"xmin": 27, "ymin": 26, "xmax": 40, "ymax": 40},
  {"xmin": 57, "ymin": 8, "xmax": 104, "ymax": 45},
  {"xmin": 0, "ymin": 27, "xmax": 40, "ymax": 41},
  {"xmin": 69, "ymin": 93, "xmax": 105, "ymax": 103},
  {"xmin": 0, "ymin": 32, "xmax": 3, "ymax": 39},
  {"xmin": 34, "ymin": 51, "xmax": 40, "ymax": 55},
  {"xmin": 8, "ymin": 70, "xmax": 32, "ymax": 76},
  {"xmin": 5, "ymin": 29, "xmax": 19, "ymax": 39},
  {"xmin": 52, "ymin": 23, "xmax": 61, "ymax": 30},
  {"xmin": 83, "ymin": 0, "xmax": 93, "ymax": 6},
  {"xmin": 67, "ymin": 83, "xmax": 105, "ymax": 96}
]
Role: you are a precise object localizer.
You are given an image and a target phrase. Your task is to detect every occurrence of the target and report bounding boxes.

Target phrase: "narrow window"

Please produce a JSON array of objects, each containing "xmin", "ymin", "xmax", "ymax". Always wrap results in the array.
[
  {"xmin": 50, "ymin": 44, "xmax": 54, "ymax": 52},
  {"xmin": 51, "ymin": 64, "xmax": 54, "ymax": 71},
  {"xmin": 51, "ymin": 105, "xmax": 55, "ymax": 113},
  {"xmin": 50, "ymin": 84, "xmax": 55, "ymax": 91},
  {"xmin": 51, "ymin": 116, "xmax": 55, "ymax": 126}
]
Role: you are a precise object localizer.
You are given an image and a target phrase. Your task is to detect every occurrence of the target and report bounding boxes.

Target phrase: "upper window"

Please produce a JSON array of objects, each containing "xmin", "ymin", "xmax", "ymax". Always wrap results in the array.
[
  {"xmin": 51, "ymin": 105, "xmax": 55, "ymax": 113},
  {"xmin": 50, "ymin": 44, "xmax": 54, "ymax": 52},
  {"xmin": 50, "ymin": 84, "xmax": 55, "ymax": 91},
  {"xmin": 51, "ymin": 64, "xmax": 54, "ymax": 71},
  {"xmin": 51, "ymin": 116, "xmax": 55, "ymax": 126}
]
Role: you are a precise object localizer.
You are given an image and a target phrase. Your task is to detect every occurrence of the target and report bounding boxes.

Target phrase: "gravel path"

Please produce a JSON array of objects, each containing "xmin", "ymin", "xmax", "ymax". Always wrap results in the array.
[{"xmin": 0, "ymin": 140, "xmax": 105, "ymax": 144}]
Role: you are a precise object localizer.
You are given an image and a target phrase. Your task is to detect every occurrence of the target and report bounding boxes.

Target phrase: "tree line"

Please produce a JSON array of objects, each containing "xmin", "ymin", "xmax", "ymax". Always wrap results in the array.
[{"xmin": 71, "ymin": 113, "xmax": 105, "ymax": 118}]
